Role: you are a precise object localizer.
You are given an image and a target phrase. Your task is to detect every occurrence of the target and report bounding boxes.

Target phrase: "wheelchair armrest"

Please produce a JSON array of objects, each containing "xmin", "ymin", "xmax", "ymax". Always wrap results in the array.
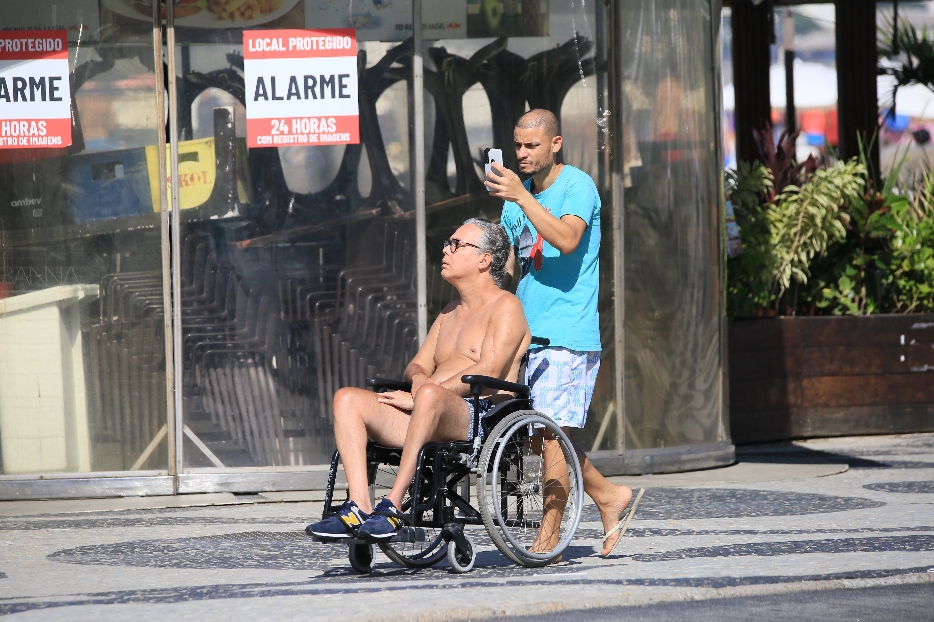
[
  {"xmin": 461, "ymin": 375, "xmax": 530, "ymax": 399},
  {"xmin": 366, "ymin": 377, "xmax": 411, "ymax": 392},
  {"xmin": 530, "ymin": 336, "xmax": 550, "ymax": 347}
]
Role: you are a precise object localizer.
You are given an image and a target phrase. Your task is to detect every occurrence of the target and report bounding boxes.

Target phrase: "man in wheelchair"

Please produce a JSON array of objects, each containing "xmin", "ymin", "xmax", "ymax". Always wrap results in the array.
[{"xmin": 306, "ymin": 218, "xmax": 531, "ymax": 541}]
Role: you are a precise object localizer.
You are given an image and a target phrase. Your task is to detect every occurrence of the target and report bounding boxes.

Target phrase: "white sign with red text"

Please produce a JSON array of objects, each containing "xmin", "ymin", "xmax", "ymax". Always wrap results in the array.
[
  {"xmin": 0, "ymin": 30, "xmax": 71, "ymax": 150},
  {"xmin": 243, "ymin": 29, "xmax": 359, "ymax": 149}
]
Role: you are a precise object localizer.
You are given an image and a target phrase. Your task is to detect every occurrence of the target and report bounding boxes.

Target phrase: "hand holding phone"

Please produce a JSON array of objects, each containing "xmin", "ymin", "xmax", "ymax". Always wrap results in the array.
[{"xmin": 484, "ymin": 148, "xmax": 503, "ymax": 193}]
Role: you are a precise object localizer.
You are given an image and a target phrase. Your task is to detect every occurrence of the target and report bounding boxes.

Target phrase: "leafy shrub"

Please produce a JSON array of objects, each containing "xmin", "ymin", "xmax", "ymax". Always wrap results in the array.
[
  {"xmin": 727, "ymin": 146, "xmax": 934, "ymax": 317},
  {"xmin": 726, "ymin": 157, "xmax": 867, "ymax": 316},
  {"xmin": 886, "ymin": 171, "xmax": 934, "ymax": 312},
  {"xmin": 725, "ymin": 16, "xmax": 934, "ymax": 318},
  {"xmin": 769, "ymin": 159, "xmax": 867, "ymax": 298},
  {"xmin": 725, "ymin": 162, "xmax": 774, "ymax": 316}
]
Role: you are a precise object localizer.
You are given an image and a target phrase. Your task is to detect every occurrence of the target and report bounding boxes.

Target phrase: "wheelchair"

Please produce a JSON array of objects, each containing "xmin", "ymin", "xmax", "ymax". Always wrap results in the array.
[{"xmin": 311, "ymin": 341, "xmax": 585, "ymax": 573}]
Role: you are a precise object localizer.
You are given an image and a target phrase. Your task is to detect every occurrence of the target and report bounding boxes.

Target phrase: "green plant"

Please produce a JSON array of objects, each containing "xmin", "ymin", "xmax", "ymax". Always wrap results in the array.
[
  {"xmin": 727, "ymin": 156, "xmax": 869, "ymax": 316},
  {"xmin": 886, "ymin": 170, "xmax": 934, "ymax": 312},
  {"xmin": 767, "ymin": 159, "xmax": 867, "ymax": 305},
  {"xmin": 751, "ymin": 126, "xmax": 818, "ymax": 198},
  {"xmin": 727, "ymin": 125, "xmax": 934, "ymax": 318},
  {"xmin": 726, "ymin": 161, "xmax": 775, "ymax": 316},
  {"xmin": 807, "ymin": 139, "xmax": 903, "ymax": 315},
  {"xmin": 757, "ymin": 15, "xmax": 934, "ymax": 316}
]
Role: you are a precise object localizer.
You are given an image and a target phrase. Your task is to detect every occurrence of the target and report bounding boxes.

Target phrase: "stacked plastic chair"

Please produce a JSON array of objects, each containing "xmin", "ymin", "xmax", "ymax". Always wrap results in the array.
[{"xmin": 88, "ymin": 271, "xmax": 167, "ymax": 470}]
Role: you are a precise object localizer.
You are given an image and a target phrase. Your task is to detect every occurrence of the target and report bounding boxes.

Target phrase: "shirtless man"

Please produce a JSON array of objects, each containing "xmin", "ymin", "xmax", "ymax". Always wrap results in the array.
[{"xmin": 306, "ymin": 218, "xmax": 531, "ymax": 541}]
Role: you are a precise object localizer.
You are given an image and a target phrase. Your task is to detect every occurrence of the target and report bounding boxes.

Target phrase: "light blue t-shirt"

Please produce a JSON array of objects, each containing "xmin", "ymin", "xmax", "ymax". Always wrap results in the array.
[{"xmin": 500, "ymin": 165, "xmax": 601, "ymax": 351}]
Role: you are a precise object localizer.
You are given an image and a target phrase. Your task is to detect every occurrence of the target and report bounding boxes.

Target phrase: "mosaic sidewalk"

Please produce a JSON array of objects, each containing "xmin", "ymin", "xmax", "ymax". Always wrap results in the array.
[{"xmin": 0, "ymin": 434, "xmax": 931, "ymax": 620}]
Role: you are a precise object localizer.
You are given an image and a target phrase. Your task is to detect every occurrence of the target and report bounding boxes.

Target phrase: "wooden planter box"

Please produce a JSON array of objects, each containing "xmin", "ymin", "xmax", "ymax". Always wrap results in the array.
[{"xmin": 728, "ymin": 315, "xmax": 934, "ymax": 444}]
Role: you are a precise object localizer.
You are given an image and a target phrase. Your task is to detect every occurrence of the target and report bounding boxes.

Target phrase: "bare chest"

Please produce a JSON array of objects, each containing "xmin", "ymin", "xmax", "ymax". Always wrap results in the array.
[{"xmin": 435, "ymin": 309, "xmax": 491, "ymax": 364}]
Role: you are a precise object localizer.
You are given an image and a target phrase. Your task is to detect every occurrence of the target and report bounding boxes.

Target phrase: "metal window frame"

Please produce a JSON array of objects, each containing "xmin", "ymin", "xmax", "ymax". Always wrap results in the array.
[
  {"xmin": 609, "ymin": 0, "xmax": 627, "ymax": 459},
  {"xmin": 166, "ymin": 0, "xmax": 185, "ymax": 484},
  {"xmin": 414, "ymin": 0, "xmax": 428, "ymax": 344},
  {"xmin": 154, "ymin": 0, "xmax": 176, "ymax": 484},
  {"xmin": 711, "ymin": 0, "xmax": 731, "ymax": 444}
]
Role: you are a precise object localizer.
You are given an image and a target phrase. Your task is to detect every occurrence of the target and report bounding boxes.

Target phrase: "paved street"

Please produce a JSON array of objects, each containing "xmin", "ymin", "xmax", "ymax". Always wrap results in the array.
[
  {"xmin": 0, "ymin": 433, "xmax": 931, "ymax": 621},
  {"xmin": 481, "ymin": 583, "xmax": 934, "ymax": 621}
]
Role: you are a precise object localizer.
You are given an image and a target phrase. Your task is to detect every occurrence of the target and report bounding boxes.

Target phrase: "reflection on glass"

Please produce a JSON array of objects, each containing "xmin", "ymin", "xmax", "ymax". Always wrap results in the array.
[
  {"xmin": 177, "ymin": 33, "xmax": 417, "ymax": 468},
  {"xmin": 0, "ymin": 6, "xmax": 166, "ymax": 474},
  {"xmin": 620, "ymin": 0, "xmax": 724, "ymax": 450},
  {"xmin": 425, "ymin": 0, "xmax": 617, "ymax": 452}
]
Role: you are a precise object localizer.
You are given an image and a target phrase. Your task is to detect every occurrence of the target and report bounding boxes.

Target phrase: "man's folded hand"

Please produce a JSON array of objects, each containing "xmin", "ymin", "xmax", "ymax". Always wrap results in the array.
[{"xmin": 375, "ymin": 390, "xmax": 415, "ymax": 411}]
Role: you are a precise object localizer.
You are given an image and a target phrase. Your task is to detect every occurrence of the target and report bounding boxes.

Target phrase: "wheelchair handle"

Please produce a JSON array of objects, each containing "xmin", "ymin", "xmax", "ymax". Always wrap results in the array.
[
  {"xmin": 461, "ymin": 375, "xmax": 530, "ymax": 399},
  {"xmin": 365, "ymin": 377, "xmax": 412, "ymax": 392}
]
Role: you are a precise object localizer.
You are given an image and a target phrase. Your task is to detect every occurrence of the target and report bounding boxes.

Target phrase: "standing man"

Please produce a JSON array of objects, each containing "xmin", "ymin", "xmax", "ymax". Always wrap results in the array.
[{"xmin": 486, "ymin": 109, "xmax": 641, "ymax": 557}]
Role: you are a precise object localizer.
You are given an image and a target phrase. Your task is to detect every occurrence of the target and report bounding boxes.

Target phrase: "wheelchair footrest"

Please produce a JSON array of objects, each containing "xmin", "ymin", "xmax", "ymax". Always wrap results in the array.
[
  {"xmin": 311, "ymin": 529, "xmax": 425, "ymax": 544},
  {"xmin": 311, "ymin": 535, "xmax": 366, "ymax": 544},
  {"xmin": 390, "ymin": 527, "xmax": 426, "ymax": 543}
]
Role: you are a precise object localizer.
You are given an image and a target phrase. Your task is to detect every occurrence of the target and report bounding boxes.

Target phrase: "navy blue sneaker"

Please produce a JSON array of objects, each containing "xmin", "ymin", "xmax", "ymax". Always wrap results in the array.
[
  {"xmin": 357, "ymin": 498, "xmax": 405, "ymax": 540},
  {"xmin": 305, "ymin": 500, "xmax": 369, "ymax": 539}
]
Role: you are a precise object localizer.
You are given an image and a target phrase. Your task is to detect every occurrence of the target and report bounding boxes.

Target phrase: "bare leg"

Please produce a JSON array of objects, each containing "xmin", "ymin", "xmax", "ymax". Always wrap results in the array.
[
  {"xmin": 386, "ymin": 383, "xmax": 470, "ymax": 510},
  {"xmin": 531, "ymin": 431, "xmax": 570, "ymax": 553},
  {"xmin": 534, "ymin": 429, "xmax": 633, "ymax": 556},
  {"xmin": 576, "ymin": 444, "xmax": 633, "ymax": 556},
  {"xmin": 332, "ymin": 387, "xmax": 411, "ymax": 514}
]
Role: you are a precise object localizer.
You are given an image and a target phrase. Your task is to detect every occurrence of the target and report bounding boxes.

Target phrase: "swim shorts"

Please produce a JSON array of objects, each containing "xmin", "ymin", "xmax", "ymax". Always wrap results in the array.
[
  {"xmin": 465, "ymin": 396, "xmax": 495, "ymax": 441},
  {"xmin": 526, "ymin": 347, "xmax": 600, "ymax": 429}
]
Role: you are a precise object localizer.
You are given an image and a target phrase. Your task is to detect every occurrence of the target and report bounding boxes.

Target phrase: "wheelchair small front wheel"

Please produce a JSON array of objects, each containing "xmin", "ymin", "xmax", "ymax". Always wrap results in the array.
[
  {"xmin": 348, "ymin": 542, "xmax": 375, "ymax": 573},
  {"xmin": 447, "ymin": 535, "xmax": 476, "ymax": 573},
  {"xmin": 477, "ymin": 410, "xmax": 584, "ymax": 568}
]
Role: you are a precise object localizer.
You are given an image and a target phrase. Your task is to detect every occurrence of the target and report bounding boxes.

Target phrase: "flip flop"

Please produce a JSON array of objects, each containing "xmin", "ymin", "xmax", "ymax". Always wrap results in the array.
[{"xmin": 601, "ymin": 488, "xmax": 645, "ymax": 556}]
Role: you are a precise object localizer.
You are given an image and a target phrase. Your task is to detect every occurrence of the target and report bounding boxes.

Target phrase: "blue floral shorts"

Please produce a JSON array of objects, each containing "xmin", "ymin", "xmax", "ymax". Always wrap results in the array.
[
  {"xmin": 464, "ymin": 396, "xmax": 495, "ymax": 441},
  {"xmin": 526, "ymin": 348, "xmax": 601, "ymax": 429}
]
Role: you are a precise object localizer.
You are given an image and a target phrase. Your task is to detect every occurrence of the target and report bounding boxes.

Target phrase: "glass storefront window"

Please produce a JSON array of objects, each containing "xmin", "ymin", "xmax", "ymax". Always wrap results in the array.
[
  {"xmin": 0, "ymin": 3, "xmax": 167, "ymax": 475},
  {"xmin": 619, "ymin": 0, "xmax": 725, "ymax": 451},
  {"xmin": 0, "ymin": 0, "xmax": 728, "ymax": 495},
  {"xmin": 173, "ymin": 7, "xmax": 417, "ymax": 469},
  {"xmin": 426, "ymin": 0, "xmax": 618, "ymax": 453}
]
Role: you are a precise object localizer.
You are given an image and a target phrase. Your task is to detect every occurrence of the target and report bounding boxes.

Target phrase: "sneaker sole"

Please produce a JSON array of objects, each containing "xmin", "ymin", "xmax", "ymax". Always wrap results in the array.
[
  {"xmin": 358, "ymin": 531, "xmax": 397, "ymax": 540},
  {"xmin": 306, "ymin": 527, "xmax": 353, "ymax": 539}
]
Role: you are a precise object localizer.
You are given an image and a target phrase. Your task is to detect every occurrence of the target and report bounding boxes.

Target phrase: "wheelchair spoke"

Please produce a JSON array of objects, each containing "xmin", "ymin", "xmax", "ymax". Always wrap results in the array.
[
  {"xmin": 372, "ymin": 455, "xmax": 447, "ymax": 568},
  {"xmin": 478, "ymin": 411, "xmax": 584, "ymax": 567}
]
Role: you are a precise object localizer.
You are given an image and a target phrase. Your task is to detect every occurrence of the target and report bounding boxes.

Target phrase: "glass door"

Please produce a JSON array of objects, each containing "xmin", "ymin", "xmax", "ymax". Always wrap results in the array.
[
  {"xmin": 0, "ymin": 1, "xmax": 170, "ymax": 483},
  {"xmin": 423, "ymin": 0, "xmax": 621, "ymax": 454},
  {"xmin": 171, "ymin": 2, "xmax": 417, "ymax": 471}
]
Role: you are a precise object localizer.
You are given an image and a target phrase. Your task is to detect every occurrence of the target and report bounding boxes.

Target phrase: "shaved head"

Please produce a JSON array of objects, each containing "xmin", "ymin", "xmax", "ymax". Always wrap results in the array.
[{"xmin": 516, "ymin": 109, "xmax": 559, "ymax": 139}]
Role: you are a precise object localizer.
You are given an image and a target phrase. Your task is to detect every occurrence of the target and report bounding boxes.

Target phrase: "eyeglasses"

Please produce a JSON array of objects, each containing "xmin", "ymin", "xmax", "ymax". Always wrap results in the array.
[{"xmin": 443, "ymin": 238, "xmax": 485, "ymax": 253}]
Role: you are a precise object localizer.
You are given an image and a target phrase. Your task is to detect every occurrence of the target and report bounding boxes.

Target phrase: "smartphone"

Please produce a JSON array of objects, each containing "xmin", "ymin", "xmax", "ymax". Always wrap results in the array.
[{"xmin": 484, "ymin": 148, "xmax": 503, "ymax": 192}]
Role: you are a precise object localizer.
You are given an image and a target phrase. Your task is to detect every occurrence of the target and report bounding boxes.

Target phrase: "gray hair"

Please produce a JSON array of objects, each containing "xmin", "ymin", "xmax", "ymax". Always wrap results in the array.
[{"xmin": 463, "ymin": 218, "xmax": 510, "ymax": 288}]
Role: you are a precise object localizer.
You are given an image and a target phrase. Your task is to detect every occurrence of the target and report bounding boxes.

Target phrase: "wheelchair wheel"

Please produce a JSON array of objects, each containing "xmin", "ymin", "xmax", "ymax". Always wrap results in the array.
[
  {"xmin": 348, "ymin": 542, "xmax": 375, "ymax": 574},
  {"xmin": 379, "ymin": 532, "xmax": 447, "ymax": 568},
  {"xmin": 477, "ymin": 410, "xmax": 583, "ymax": 567},
  {"xmin": 446, "ymin": 534, "xmax": 476, "ymax": 573}
]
